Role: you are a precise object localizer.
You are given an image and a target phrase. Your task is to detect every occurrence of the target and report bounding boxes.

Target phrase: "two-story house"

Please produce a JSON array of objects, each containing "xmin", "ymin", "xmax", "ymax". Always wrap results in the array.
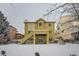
[{"xmin": 20, "ymin": 18, "xmax": 55, "ymax": 44}]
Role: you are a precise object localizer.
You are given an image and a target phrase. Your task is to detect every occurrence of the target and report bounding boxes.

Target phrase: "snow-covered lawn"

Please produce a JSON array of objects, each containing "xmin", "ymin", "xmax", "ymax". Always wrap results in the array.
[{"xmin": 0, "ymin": 43, "xmax": 79, "ymax": 56}]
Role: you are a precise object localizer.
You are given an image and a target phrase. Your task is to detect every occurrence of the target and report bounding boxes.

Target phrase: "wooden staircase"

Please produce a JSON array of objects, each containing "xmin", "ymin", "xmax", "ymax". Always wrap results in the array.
[{"xmin": 20, "ymin": 32, "xmax": 33, "ymax": 44}]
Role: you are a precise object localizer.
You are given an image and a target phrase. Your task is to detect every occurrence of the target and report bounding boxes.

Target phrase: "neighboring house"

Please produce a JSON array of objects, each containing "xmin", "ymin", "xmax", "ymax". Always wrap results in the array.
[
  {"xmin": 0, "ymin": 25, "xmax": 24, "ymax": 43},
  {"xmin": 8, "ymin": 25, "xmax": 17, "ymax": 40},
  {"xmin": 20, "ymin": 18, "xmax": 55, "ymax": 44},
  {"xmin": 16, "ymin": 33, "xmax": 24, "ymax": 39},
  {"xmin": 71, "ymin": 31, "xmax": 79, "ymax": 40},
  {"xmin": 56, "ymin": 15, "xmax": 79, "ymax": 40},
  {"xmin": 0, "ymin": 25, "xmax": 17, "ymax": 43}
]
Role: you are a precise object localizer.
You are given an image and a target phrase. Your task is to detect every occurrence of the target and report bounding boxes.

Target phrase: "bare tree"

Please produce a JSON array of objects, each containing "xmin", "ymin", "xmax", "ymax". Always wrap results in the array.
[
  {"xmin": 44, "ymin": 3, "xmax": 79, "ymax": 32},
  {"xmin": 44, "ymin": 3, "xmax": 79, "ymax": 19}
]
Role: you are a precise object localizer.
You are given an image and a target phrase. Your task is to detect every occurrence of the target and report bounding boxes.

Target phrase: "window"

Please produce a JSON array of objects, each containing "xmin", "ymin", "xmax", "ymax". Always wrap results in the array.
[
  {"xmin": 58, "ymin": 32, "xmax": 59, "ymax": 34},
  {"xmin": 58, "ymin": 27, "xmax": 60, "ymax": 30},
  {"xmin": 28, "ymin": 31, "xmax": 31, "ymax": 33},
  {"xmin": 39, "ymin": 22, "xmax": 42, "ymax": 26},
  {"xmin": 49, "ymin": 38, "xmax": 52, "ymax": 41},
  {"xmin": 49, "ymin": 31, "xmax": 52, "ymax": 33},
  {"xmin": 62, "ymin": 30, "xmax": 64, "ymax": 32},
  {"xmin": 39, "ymin": 38, "xmax": 43, "ymax": 43},
  {"xmin": 61, "ymin": 24, "xmax": 62, "ymax": 26},
  {"xmin": 49, "ymin": 23, "xmax": 51, "ymax": 26}
]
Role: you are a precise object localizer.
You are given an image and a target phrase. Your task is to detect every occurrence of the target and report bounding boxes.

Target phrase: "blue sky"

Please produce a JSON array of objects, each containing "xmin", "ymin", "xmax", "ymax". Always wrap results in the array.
[{"xmin": 0, "ymin": 3, "xmax": 60, "ymax": 34}]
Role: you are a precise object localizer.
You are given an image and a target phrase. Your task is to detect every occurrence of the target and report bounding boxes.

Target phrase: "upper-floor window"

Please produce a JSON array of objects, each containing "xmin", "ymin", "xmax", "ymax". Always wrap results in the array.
[
  {"xmin": 62, "ymin": 30, "xmax": 64, "ymax": 32},
  {"xmin": 49, "ymin": 31, "xmax": 52, "ymax": 33},
  {"xmin": 58, "ymin": 27, "xmax": 60, "ymax": 30},
  {"xmin": 28, "ymin": 31, "xmax": 31, "ymax": 33},
  {"xmin": 49, "ymin": 23, "xmax": 51, "ymax": 26},
  {"xmin": 39, "ymin": 22, "xmax": 42, "ymax": 26}
]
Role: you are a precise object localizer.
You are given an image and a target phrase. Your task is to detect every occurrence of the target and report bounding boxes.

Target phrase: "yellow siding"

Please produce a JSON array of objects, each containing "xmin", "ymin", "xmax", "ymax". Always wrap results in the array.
[{"xmin": 21, "ymin": 18, "xmax": 55, "ymax": 44}]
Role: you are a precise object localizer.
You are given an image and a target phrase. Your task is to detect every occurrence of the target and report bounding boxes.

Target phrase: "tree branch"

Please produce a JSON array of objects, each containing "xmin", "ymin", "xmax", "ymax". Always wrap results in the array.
[
  {"xmin": 72, "ymin": 3, "xmax": 79, "ymax": 16},
  {"xmin": 44, "ymin": 3, "xmax": 68, "ymax": 16}
]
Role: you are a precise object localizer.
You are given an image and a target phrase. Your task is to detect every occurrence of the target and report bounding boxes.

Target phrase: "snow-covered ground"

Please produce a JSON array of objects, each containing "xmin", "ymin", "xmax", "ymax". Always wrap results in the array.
[{"xmin": 0, "ymin": 43, "xmax": 79, "ymax": 56}]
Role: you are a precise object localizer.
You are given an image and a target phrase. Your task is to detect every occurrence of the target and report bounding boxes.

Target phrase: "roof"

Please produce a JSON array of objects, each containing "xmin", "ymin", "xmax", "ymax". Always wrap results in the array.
[
  {"xmin": 8, "ymin": 25, "xmax": 17, "ymax": 29},
  {"xmin": 24, "ymin": 18, "xmax": 55, "ymax": 23}
]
